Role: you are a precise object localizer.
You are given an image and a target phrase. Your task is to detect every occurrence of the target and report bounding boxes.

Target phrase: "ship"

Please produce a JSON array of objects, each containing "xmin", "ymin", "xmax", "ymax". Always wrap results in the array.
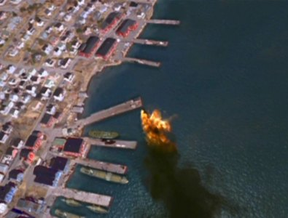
[
  {"xmin": 55, "ymin": 209, "xmax": 84, "ymax": 218},
  {"xmin": 80, "ymin": 167, "xmax": 129, "ymax": 184},
  {"xmin": 88, "ymin": 130, "xmax": 119, "ymax": 139},
  {"xmin": 61, "ymin": 198, "xmax": 82, "ymax": 207},
  {"xmin": 86, "ymin": 204, "xmax": 109, "ymax": 214}
]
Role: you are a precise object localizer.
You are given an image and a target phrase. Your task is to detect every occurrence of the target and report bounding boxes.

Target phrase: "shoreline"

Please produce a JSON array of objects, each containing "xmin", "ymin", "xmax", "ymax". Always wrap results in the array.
[{"xmin": 78, "ymin": 1, "xmax": 156, "ymax": 124}]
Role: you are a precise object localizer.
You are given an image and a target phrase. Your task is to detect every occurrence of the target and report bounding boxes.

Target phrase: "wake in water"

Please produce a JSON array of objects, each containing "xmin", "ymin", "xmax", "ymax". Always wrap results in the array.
[{"xmin": 141, "ymin": 109, "xmax": 238, "ymax": 218}]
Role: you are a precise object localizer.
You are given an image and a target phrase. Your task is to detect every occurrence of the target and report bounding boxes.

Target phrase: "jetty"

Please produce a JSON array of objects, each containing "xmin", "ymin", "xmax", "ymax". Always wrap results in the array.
[
  {"xmin": 84, "ymin": 137, "xmax": 137, "ymax": 149},
  {"xmin": 146, "ymin": 19, "xmax": 180, "ymax": 25},
  {"xmin": 71, "ymin": 158, "xmax": 127, "ymax": 174},
  {"xmin": 74, "ymin": 97, "xmax": 142, "ymax": 127},
  {"xmin": 123, "ymin": 57, "xmax": 161, "ymax": 67},
  {"xmin": 126, "ymin": 38, "xmax": 168, "ymax": 47}
]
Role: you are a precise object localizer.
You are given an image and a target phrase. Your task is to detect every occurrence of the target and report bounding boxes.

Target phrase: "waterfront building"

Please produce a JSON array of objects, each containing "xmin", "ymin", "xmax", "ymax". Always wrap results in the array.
[
  {"xmin": 116, "ymin": 19, "xmax": 138, "ymax": 37},
  {"xmin": 101, "ymin": 12, "xmax": 122, "ymax": 34},
  {"xmin": 96, "ymin": 38, "xmax": 117, "ymax": 60},
  {"xmin": 33, "ymin": 166, "xmax": 62, "ymax": 187},
  {"xmin": 49, "ymin": 156, "xmax": 69, "ymax": 172},
  {"xmin": 63, "ymin": 138, "xmax": 85, "ymax": 157},
  {"xmin": 78, "ymin": 36, "xmax": 100, "ymax": 58}
]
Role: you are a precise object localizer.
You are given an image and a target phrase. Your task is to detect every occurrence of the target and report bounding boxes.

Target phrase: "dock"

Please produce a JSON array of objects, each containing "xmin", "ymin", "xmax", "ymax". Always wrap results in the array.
[
  {"xmin": 74, "ymin": 97, "xmax": 142, "ymax": 127},
  {"xmin": 84, "ymin": 137, "xmax": 137, "ymax": 149},
  {"xmin": 51, "ymin": 187, "xmax": 112, "ymax": 207},
  {"xmin": 123, "ymin": 57, "xmax": 161, "ymax": 67},
  {"xmin": 126, "ymin": 38, "xmax": 168, "ymax": 47},
  {"xmin": 71, "ymin": 158, "xmax": 128, "ymax": 174},
  {"xmin": 146, "ymin": 19, "xmax": 180, "ymax": 25}
]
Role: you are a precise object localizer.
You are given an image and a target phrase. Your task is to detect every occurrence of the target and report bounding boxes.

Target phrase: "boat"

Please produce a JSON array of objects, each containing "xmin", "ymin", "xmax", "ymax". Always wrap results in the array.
[
  {"xmin": 86, "ymin": 204, "xmax": 109, "ymax": 214},
  {"xmin": 80, "ymin": 167, "xmax": 129, "ymax": 184},
  {"xmin": 61, "ymin": 198, "xmax": 82, "ymax": 207},
  {"xmin": 88, "ymin": 130, "xmax": 119, "ymax": 139},
  {"xmin": 55, "ymin": 209, "xmax": 84, "ymax": 218}
]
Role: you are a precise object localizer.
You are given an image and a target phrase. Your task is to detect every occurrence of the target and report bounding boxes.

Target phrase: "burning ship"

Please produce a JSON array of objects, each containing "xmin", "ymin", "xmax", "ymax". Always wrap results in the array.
[{"xmin": 140, "ymin": 109, "xmax": 176, "ymax": 152}]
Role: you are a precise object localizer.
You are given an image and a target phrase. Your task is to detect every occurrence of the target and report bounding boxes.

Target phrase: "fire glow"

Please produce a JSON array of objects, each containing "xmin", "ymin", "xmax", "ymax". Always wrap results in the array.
[{"xmin": 140, "ymin": 109, "xmax": 176, "ymax": 152}]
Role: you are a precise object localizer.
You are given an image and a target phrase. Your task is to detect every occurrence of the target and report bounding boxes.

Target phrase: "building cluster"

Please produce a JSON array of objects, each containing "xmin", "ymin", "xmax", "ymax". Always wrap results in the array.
[{"xmin": 0, "ymin": 0, "xmax": 154, "ymax": 216}]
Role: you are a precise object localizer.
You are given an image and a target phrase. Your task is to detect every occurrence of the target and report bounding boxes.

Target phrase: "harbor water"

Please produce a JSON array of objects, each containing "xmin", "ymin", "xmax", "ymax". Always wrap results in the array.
[{"xmin": 52, "ymin": 1, "xmax": 288, "ymax": 217}]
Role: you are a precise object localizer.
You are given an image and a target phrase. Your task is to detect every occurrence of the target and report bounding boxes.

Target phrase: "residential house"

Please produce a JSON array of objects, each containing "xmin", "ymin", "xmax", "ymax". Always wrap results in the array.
[
  {"xmin": 2, "ymin": 122, "xmax": 13, "ymax": 134},
  {"xmin": 0, "ymin": 182, "xmax": 18, "ymax": 203},
  {"xmin": 6, "ymin": 65, "xmax": 16, "ymax": 74},
  {"xmin": 0, "ymin": 131, "xmax": 9, "ymax": 143},
  {"xmin": 46, "ymin": 104, "xmax": 56, "ymax": 115},
  {"xmin": 58, "ymin": 58, "xmax": 71, "ymax": 69},
  {"xmin": 0, "ymin": 163, "xmax": 9, "ymax": 174},
  {"xmin": 53, "ymin": 87, "xmax": 65, "ymax": 101},
  {"xmin": 63, "ymin": 72, "xmax": 75, "ymax": 83},
  {"xmin": 10, "ymin": 138, "xmax": 24, "ymax": 149},
  {"xmin": 40, "ymin": 113, "xmax": 56, "ymax": 128},
  {"xmin": 9, "ymin": 169, "xmax": 24, "ymax": 182}
]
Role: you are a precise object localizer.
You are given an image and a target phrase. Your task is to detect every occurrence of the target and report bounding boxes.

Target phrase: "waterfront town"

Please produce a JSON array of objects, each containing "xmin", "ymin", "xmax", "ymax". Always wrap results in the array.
[{"xmin": 0, "ymin": 0, "xmax": 179, "ymax": 217}]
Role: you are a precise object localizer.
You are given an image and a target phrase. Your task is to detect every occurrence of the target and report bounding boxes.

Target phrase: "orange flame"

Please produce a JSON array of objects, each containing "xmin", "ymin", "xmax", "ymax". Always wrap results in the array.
[{"xmin": 141, "ymin": 109, "xmax": 176, "ymax": 152}]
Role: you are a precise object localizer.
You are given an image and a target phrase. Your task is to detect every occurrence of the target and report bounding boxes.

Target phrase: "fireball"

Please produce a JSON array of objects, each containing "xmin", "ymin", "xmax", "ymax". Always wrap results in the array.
[{"xmin": 141, "ymin": 109, "xmax": 176, "ymax": 152}]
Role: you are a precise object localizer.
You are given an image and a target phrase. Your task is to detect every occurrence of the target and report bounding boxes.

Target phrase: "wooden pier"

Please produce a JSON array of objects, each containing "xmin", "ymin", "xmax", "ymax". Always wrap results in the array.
[
  {"xmin": 73, "ymin": 97, "xmax": 142, "ymax": 127},
  {"xmin": 146, "ymin": 19, "xmax": 180, "ymax": 25},
  {"xmin": 126, "ymin": 38, "xmax": 168, "ymax": 47},
  {"xmin": 51, "ymin": 187, "xmax": 112, "ymax": 207},
  {"xmin": 123, "ymin": 57, "xmax": 161, "ymax": 67},
  {"xmin": 84, "ymin": 137, "xmax": 137, "ymax": 149},
  {"xmin": 71, "ymin": 158, "xmax": 128, "ymax": 174}
]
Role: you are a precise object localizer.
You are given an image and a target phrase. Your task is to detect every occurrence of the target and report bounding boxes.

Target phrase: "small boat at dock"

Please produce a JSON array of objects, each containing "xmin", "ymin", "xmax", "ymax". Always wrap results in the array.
[
  {"xmin": 61, "ymin": 198, "xmax": 82, "ymax": 207},
  {"xmin": 88, "ymin": 130, "xmax": 119, "ymax": 139},
  {"xmin": 86, "ymin": 204, "xmax": 109, "ymax": 214},
  {"xmin": 55, "ymin": 209, "xmax": 84, "ymax": 218},
  {"xmin": 80, "ymin": 167, "xmax": 129, "ymax": 184}
]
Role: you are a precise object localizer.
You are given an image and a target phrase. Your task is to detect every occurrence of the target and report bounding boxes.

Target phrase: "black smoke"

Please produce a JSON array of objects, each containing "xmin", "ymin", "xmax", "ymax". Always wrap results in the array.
[{"xmin": 144, "ymin": 145, "xmax": 239, "ymax": 218}]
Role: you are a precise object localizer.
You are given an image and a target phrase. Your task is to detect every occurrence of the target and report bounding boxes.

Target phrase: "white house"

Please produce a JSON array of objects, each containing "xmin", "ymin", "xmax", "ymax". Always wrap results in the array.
[
  {"xmin": 10, "ymin": 108, "xmax": 20, "ymax": 118},
  {"xmin": 9, "ymin": 94, "xmax": 19, "ymax": 102},
  {"xmin": 46, "ymin": 104, "xmax": 56, "ymax": 115},
  {"xmin": 25, "ymin": 85, "xmax": 37, "ymax": 97},
  {"xmin": 53, "ymin": 87, "xmax": 65, "ymax": 101},
  {"xmin": 38, "ymin": 68, "xmax": 48, "ymax": 77},
  {"xmin": 0, "ymin": 132, "xmax": 8, "ymax": 144},
  {"xmin": 21, "ymin": 94, "xmax": 31, "ymax": 104},
  {"xmin": 6, "ymin": 65, "xmax": 16, "ymax": 74},
  {"xmin": 64, "ymin": 72, "xmax": 75, "ymax": 83}
]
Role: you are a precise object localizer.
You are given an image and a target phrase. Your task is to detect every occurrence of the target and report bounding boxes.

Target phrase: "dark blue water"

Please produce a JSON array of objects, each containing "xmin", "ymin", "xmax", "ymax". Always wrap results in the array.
[{"xmin": 53, "ymin": 1, "xmax": 288, "ymax": 217}]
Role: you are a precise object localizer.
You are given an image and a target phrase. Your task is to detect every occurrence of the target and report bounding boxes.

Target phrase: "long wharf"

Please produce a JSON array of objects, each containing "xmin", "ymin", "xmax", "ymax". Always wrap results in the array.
[
  {"xmin": 146, "ymin": 19, "xmax": 181, "ymax": 25},
  {"xmin": 71, "ymin": 158, "xmax": 128, "ymax": 174},
  {"xmin": 74, "ymin": 97, "xmax": 143, "ymax": 127},
  {"xmin": 123, "ymin": 57, "xmax": 161, "ymax": 67},
  {"xmin": 127, "ymin": 38, "xmax": 169, "ymax": 47},
  {"xmin": 51, "ymin": 187, "xmax": 112, "ymax": 207}
]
